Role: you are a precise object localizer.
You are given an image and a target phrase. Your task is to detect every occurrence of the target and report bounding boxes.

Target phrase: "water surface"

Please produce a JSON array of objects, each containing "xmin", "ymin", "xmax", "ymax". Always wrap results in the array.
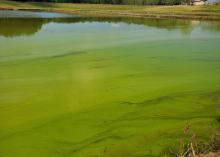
[
  {"xmin": 0, "ymin": 10, "xmax": 75, "ymax": 18},
  {"xmin": 0, "ymin": 11, "xmax": 220, "ymax": 157}
]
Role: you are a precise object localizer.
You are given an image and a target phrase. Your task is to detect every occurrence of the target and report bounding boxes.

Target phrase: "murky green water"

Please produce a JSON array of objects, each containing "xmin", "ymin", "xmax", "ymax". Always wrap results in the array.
[{"xmin": 0, "ymin": 11, "xmax": 220, "ymax": 157}]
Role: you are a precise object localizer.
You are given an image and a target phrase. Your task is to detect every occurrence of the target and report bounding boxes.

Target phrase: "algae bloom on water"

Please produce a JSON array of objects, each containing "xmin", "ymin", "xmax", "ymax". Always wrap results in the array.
[{"xmin": 0, "ymin": 10, "xmax": 220, "ymax": 157}]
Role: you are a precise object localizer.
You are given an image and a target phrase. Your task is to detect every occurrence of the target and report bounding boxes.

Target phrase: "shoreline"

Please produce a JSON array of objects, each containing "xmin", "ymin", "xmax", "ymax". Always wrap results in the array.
[{"xmin": 0, "ymin": 1, "xmax": 220, "ymax": 20}]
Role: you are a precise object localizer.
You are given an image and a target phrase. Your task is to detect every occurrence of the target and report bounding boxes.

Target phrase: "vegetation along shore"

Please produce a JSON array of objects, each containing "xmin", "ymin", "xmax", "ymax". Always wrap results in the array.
[{"xmin": 0, "ymin": 0, "xmax": 220, "ymax": 20}]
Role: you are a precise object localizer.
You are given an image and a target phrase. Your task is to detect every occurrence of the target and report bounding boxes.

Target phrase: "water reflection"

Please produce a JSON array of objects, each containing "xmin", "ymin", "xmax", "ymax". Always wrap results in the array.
[
  {"xmin": 0, "ymin": 16, "xmax": 220, "ymax": 37},
  {"xmin": 0, "ymin": 18, "xmax": 44, "ymax": 37}
]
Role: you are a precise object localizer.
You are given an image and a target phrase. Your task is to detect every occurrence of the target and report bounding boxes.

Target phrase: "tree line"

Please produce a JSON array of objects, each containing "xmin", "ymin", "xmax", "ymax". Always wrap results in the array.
[{"xmin": 12, "ymin": 0, "xmax": 192, "ymax": 5}]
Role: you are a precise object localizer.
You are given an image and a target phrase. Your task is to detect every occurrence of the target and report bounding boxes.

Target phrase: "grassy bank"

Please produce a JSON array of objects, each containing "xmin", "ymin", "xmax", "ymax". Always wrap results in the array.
[{"xmin": 0, "ymin": 0, "xmax": 220, "ymax": 20}]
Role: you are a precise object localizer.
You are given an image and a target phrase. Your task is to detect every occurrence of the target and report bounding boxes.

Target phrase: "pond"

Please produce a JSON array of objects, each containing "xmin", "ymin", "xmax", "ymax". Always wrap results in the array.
[{"xmin": 0, "ymin": 10, "xmax": 220, "ymax": 157}]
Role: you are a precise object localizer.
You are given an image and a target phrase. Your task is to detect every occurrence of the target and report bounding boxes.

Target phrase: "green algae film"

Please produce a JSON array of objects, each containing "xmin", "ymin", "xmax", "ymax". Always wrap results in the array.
[{"xmin": 0, "ymin": 16, "xmax": 220, "ymax": 157}]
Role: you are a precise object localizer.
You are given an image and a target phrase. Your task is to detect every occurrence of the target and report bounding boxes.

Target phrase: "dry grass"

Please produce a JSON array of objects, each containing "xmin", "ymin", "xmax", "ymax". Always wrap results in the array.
[
  {"xmin": 0, "ymin": 0, "xmax": 220, "ymax": 19},
  {"xmin": 168, "ymin": 125, "xmax": 220, "ymax": 157}
]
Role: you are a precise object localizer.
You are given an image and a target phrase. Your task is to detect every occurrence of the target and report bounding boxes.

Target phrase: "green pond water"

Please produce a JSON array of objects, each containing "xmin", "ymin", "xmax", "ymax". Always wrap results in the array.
[{"xmin": 0, "ymin": 11, "xmax": 220, "ymax": 157}]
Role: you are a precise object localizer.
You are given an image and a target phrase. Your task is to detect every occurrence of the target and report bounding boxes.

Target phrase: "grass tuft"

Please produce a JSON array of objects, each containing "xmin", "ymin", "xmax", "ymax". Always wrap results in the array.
[{"xmin": 168, "ymin": 125, "xmax": 220, "ymax": 157}]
